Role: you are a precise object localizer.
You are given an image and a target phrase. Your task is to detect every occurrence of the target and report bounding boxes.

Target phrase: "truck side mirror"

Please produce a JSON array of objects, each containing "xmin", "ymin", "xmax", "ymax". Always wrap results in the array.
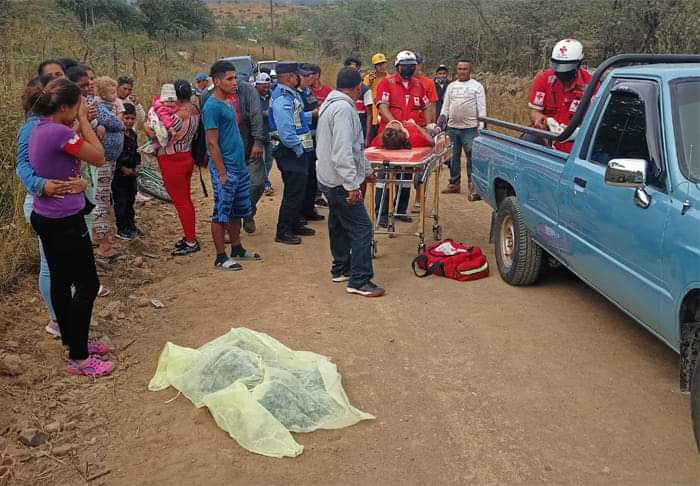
[{"xmin": 604, "ymin": 158, "xmax": 651, "ymax": 209}]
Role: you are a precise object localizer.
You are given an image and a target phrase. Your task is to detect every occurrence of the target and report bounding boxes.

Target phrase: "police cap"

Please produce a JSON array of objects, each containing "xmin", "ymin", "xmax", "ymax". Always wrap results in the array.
[{"xmin": 276, "ymin": 61, "xmax": 300, "ymax": 75}]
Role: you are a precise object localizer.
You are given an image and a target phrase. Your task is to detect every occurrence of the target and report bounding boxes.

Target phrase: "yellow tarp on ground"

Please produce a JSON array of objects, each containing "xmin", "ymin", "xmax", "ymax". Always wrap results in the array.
[{"xmin": 148, "ymin": 328, "xmax": 374, "ymax": 458}]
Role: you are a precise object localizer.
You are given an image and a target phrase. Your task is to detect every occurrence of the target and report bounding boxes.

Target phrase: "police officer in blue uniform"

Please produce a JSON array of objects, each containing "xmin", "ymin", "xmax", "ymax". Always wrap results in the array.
[
  {"xmin": 298, "ymin": 63, "xmax": 325, "ymax": 223},
  {"xmin": 269, "ymin": 61, "xmax": 315, "ymax": 245}
]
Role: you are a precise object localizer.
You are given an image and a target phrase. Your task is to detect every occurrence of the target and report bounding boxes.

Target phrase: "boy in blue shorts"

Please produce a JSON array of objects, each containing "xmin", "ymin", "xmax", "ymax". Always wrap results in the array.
[{"xmin": 203, "ymin": 61, "xmax": 262, "ymax": 270}]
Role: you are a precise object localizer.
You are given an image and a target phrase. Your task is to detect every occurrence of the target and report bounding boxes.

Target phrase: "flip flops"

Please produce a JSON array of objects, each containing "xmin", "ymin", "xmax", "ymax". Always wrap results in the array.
[
  {"xmin": 230, "ymin": 249, "xmax": 262, "ymax": 262},
  {"xmin": 65, "ymin": 357, "xmax": 114, "ymax": 377},
  {"xmin": 215, "ymin": 258, "xmax": 243, "ymax": 271}
]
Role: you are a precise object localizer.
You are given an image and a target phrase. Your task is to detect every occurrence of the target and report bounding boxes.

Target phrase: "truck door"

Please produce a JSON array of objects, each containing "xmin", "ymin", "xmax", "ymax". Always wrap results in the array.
[{"xmin": 558, "ymin": 79, "xmax": 673, "ymax": 334}]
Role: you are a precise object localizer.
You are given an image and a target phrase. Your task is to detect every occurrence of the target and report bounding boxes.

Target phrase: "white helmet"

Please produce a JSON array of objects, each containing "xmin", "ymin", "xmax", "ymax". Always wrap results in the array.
[
  {"xmin": 551, "ymin": 38, "xmax": 583, "ymax": 72},
  {"xmin": 395, "ymin": 50, "xmax": 418, "ymax": 66}
]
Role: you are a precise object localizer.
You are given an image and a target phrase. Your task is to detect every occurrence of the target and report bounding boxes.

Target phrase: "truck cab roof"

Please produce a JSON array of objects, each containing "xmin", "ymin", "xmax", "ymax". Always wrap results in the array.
[{"xmin": 611, "ymin": 63, "xmax": 700, "ymax": 80}]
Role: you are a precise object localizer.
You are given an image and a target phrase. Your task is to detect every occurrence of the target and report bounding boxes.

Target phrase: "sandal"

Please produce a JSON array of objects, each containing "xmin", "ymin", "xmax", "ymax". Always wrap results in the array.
[
  {"xmin": 230, "ymin": 249, "xmax": 262, "ymax": 262},
  {"xmin": 215, "ymin": 258, "xmax": 243, "ymax": 271},
  {"xmin": 88, "ymin": 340, "xmax": 111, "ymax": 356},
  {"xmin": 65, "ymin": 357, "xmax": 114, "ymax": 377},
  {"xmin": 45, "ymin": 320, "xmax": 61, "ymax": 338}
]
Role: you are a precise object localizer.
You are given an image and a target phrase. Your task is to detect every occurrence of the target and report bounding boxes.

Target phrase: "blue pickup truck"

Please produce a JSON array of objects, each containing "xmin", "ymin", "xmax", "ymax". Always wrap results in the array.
[{"xmin": 471, "ymin": 54, "xmax": 700, "ymax": 448}]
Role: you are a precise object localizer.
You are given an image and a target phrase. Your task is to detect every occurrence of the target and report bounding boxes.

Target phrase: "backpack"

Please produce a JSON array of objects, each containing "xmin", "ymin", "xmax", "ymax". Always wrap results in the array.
[
  {"xmin": 412, "ymin": 239, "xmax": 489, "ymax": 282},
  {"xmin": 191, "ymin": 95, "xmax": 208, "ymax": 168}
]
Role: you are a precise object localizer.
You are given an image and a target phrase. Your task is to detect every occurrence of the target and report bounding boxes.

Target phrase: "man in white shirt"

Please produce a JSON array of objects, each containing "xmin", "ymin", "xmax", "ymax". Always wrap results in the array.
[{"xmin": 438, "ymin": 60, "xmax": 486, "ymax": 199}]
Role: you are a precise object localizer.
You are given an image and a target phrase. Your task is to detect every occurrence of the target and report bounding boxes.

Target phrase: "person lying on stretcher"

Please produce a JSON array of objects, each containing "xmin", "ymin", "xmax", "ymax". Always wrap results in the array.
[
  {"xmin": 370, "ymin": 119, "xmax": 434, "ymax": 149},
  {"xmin": 369, "ymin": 120, "xmax": 435, "ymax": 225}
]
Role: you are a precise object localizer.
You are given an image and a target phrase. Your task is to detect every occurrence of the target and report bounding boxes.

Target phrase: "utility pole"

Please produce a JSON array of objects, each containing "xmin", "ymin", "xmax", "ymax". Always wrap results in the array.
[{"xmin": 270, "ymin": 0, "xmax": 276, "ymax": 59}]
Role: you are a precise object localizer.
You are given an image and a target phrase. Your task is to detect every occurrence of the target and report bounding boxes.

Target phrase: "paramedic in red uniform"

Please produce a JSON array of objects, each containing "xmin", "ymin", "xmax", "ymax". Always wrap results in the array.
[
  {"xmin": 528, "ymin": 38, "xmax": 594, "ymax": 153},
  {"xmin": 374, "ymin": 50, "xmax": 431, "ymax": 225}
]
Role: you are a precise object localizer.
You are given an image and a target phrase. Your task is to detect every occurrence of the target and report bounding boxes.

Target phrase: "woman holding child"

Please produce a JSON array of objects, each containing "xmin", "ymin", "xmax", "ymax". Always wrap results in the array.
[{"xmin": 144, "ymin": 80, "xmax": 201, "ymax": 256}]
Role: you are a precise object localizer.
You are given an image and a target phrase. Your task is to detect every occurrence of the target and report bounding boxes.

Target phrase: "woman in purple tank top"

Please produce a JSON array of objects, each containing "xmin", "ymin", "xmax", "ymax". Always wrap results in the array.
[{"xmin": 27, "ymin": 78, "xmax": 115, "ymax": 378}]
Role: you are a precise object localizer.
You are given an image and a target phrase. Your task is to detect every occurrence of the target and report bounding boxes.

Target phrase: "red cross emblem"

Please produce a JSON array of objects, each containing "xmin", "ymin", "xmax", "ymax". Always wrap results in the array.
[{"xmin": 559, "ymin": 45, "xmax": 568, "ymax": 55}]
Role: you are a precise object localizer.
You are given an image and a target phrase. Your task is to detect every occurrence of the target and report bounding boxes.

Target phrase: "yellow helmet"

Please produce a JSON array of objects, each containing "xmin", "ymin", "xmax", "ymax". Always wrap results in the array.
[{"xmin": 371, "ymin": 53, "xmax": 387, "ymax": 65}]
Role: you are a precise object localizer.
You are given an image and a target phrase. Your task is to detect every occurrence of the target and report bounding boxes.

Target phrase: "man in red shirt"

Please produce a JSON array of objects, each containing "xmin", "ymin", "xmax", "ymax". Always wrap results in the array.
[
  {"xmin": 413, "ymin": 53, "xmax": 438, "ymax": 128},
  {"xmin": 528, "ymin": 38, "xmax": 595, "ymax": 153},
  {"xmin": 310, "ymin": 64, "xmax": 332, "ymax": 105},
  {"xmin": 374, "ymin": 50, "xmax": 431, "ymax": 224}
]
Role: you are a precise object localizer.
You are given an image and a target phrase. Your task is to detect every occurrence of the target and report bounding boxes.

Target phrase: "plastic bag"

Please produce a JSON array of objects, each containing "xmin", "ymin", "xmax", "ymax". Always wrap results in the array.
[{"xmin": 149, "ymin": 328, "xmax": 374, "ymax": 458}]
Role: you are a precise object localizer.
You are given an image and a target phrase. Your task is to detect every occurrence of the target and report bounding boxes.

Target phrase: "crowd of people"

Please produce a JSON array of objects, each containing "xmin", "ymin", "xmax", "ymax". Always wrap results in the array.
[{"xmin": 16, "ymin": 38, "xmax": 593, "ymax": 378}]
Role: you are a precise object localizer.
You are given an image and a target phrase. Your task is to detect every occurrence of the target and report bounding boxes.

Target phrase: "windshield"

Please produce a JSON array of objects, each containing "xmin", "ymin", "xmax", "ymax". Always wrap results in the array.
[
  {"xmin": 229, "ymin": 58, "xmax": 253, "ymax": 75},
  {"xmin": 672, "ymin": 79, "xmax": 700, "ymax": 181}
]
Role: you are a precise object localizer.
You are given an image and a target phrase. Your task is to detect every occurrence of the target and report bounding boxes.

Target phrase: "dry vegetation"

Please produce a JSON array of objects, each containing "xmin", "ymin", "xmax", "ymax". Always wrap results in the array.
[
  {"xmin": 209, "ymin": 2, "xmax": 303, "ymax": 23},
  {"xmin": 0, "ymin": 1, "xmax": 292, "ymax": 293}
]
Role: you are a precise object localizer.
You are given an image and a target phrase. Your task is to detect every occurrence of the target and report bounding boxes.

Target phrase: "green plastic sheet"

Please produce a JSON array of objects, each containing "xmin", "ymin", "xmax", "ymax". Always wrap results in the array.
[{"xmin": 148, "ymin": 328, "xmax": 374, "ymax": 458}]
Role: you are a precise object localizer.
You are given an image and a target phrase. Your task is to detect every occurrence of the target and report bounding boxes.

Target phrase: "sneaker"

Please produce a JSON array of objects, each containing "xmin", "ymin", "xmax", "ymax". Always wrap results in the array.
[
  {"xmin": 115, "ymin": 230, "xmax": 134, "ymax": 241},
  {"xmin": 346, "ymin": 281, "xmax": 385, "ymax": 298},
  {"xmin": 172, "ymin": 240, "xmax": 200, "ymax": 256},
  {"xmin": 45, "ymin": 320, "xmax": 61, "ymax": 338},
  {"xmin": 314, "ymin": 196, "xmax": 329, "ymax": 208},
  {"xmin": 331, "ymin": 271, "xmax": 351, "ymax": 283}
]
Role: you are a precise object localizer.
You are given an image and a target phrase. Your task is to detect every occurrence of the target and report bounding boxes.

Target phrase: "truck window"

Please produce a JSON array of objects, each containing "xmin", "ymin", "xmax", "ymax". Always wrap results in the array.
[
  {"xmin": 671, "ymin": 79, "xmax": 700, "ymax": 182},
  {"xmin": 590, "ymin": 92, "xmax": 650, "ymax": 166}
]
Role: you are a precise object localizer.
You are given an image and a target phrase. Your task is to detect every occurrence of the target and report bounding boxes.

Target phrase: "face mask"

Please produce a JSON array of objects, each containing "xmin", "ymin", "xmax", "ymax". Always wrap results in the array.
[
  {"xmin": 398, "ymin": 65, "xmax": 416, "ymax": 80},
  {"xmin": 555, "ymin": 70, "xmax": 576, "ymax": 83}
]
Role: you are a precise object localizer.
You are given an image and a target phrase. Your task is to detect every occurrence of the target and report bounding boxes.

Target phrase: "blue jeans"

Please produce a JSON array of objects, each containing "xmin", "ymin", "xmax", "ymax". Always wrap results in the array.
[
  {"xmin": 447, "ymin": 127, "xmax": 478, "ymax": 183},
  {"xmin": 263, "ymin": 141, "xmax": 274, "ymax": 189},
  {"xmin": 324, "ymin": 186, "xmax": 374, "ymax": 288},
  {"xmin": 23, "ymin": 194, "xmax": 57, "ymax": 321}
]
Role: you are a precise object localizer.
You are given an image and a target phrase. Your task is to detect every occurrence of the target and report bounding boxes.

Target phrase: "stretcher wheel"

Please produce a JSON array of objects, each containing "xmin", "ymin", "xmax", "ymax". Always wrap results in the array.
[{"xmin": 433, "ymin": 225, "xmax": 442, "ymax": 241}]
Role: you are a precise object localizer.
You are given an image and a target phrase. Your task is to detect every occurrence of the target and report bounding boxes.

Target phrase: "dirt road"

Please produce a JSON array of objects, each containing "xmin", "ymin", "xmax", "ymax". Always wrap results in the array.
[{"xmin": 3, "ymin": 169, "xmax": 699, "ymax": 484}]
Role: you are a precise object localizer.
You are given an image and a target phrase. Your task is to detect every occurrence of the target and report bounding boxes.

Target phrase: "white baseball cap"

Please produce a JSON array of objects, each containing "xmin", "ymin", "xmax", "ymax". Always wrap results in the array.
[{"xmin": 255, "ymin": 72, "xmax": 272, "ymax": 85}]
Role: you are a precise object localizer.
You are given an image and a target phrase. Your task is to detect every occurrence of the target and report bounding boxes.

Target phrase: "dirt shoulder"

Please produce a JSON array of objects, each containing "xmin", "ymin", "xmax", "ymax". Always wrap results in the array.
[{"xmin": 1, "ymin": 170, "xmax": 698, "ymax": 485}]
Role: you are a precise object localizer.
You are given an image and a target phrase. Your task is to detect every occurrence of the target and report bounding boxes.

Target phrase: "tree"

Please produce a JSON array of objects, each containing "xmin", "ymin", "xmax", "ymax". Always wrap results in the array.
[
  {"xmin": 137, "ymin": 0, "xmax": 216, "ymax": 40},
  {"xmin": 56, "ymin": 0, "xmax": 145, "ymax": 31}
]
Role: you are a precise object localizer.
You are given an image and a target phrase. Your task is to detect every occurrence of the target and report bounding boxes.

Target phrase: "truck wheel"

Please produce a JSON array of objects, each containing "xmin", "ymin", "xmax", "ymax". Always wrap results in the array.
[
  {"xmin": 691, "ymin": 351, "xmax": 700, "ymax": 452},
  {"xmin": 494, "ymin": 196, "xmax": 542, "ymax": 285}
]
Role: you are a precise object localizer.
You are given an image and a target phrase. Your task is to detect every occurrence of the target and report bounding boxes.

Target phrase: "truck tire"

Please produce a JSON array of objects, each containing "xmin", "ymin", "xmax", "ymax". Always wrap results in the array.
[
  {"xmin": 494, "ymin": 196, "xmax": 542, "ymax": 285},
  {"xmin": 691, "ymin": 351, "xmax": 700, "ymax": 452}
]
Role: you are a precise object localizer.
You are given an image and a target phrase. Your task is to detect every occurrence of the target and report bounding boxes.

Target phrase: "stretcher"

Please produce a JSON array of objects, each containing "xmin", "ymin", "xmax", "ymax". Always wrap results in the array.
[{"xmin": 365, "ymin": 133, "xmax": 451, "ymax": 256}]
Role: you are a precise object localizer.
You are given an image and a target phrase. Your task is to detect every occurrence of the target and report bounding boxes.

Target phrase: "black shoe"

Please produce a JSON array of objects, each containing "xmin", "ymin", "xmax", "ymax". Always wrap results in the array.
[
  {"xmin": 174, "ymin": 238, "xmax": 187, "ymax": 249},
  {"xmin": 395, "ymin": 215, "xmax": 413, "ymax": 223},
  {"xmin": 297, "ymin": 217, "xmax": 308, "ymax": 226},
  {"xmin": 304, "ymin": 212, "xmax": 325, "ymax": 221},
  {"xmin": 292, "ymin": 226, "xmax": 315, "ymax": 236},
  {"xmin": 378, "ymin": 219, "xmax": 389, "ymax": 228},
  {"xmin": 172, "ymin": 240, "xmax": 200, "ymax": 256},
  {"xmin": 115, "ymin": 230, "xmax": 133, "ymax": 241},
  {"xmin": 275, "ymin": 233, "xmax": 302, "ymax": 245},
  {"xmin": 243, "ymin": 218, "xmax": 256, "ymax": 234}
]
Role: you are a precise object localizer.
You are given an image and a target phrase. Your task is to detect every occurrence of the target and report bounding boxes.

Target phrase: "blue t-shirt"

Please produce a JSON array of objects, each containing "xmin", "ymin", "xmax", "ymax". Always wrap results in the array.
[{"xmin": 202, "ymin": 96, "xmax": 246, "ymax": 173}]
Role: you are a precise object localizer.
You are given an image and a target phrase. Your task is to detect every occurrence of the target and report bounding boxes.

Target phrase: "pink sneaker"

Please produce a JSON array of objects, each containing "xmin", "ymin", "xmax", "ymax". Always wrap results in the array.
[
  {"xmin": 88, "ymin": 340, "xmax": 111, "ymax": 356},
  {"xmin": 65, "ymin": 357, "xmax": 114, "ymax": 377}
]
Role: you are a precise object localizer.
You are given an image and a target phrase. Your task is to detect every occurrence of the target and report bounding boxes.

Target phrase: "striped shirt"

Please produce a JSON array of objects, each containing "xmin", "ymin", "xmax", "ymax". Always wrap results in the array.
[{"xmin": 157, "ymin": 104, "xmax": 200, "ymax": 156}]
